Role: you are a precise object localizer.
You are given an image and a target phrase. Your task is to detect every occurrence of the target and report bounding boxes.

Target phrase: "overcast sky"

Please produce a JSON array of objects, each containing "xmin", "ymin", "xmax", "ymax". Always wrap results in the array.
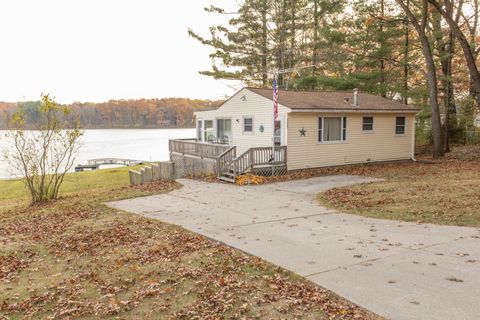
[{"xmin": 0, "ymin": 0, "xmax": 242, "ymax": 103}]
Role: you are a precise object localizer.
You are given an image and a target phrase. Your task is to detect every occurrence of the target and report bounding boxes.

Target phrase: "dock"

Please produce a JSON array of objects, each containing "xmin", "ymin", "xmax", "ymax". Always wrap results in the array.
[{"xmin": 75, "ymin": 158, "xmax": 146, "ymax": 172}]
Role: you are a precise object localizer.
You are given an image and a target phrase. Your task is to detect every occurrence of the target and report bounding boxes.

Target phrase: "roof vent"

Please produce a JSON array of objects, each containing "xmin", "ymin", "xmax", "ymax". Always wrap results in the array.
[{"xmin": 353, "ymin": 88, "xmax": 359, "ymax": 106}]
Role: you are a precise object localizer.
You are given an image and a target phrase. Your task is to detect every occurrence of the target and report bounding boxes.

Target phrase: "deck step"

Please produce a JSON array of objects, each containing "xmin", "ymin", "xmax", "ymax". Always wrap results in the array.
[
  {"xmin": 222, "ymin": 172, "xmax": 235, "ymax": 178},
  {"xmin": 218, "ymin": 176, "xmax": 235, "ymax": 183}
]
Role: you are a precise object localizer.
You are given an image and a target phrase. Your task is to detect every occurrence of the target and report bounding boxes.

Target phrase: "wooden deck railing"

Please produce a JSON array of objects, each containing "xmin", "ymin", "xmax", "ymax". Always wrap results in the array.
[
  {"xmin": 250, "ymin": 146, "xmax": 287, "ymax": 166},
  {"xmin": 169, "ymin": 139, "xmax": 287, "ymax": 180},
  {"xmin": 228, "ymin": 146, "xmax": 287, "ymax": 178},
  {"xmin": 216, "ymin": 146, "xmax": 236, "ymax": 176},
  {"xmin": 232, "ymin": 149, "xmax": 252, "ymax": 177},
  {"xmin": 169, "ymin": 139, "xmax": 231, "ymax": 159}
]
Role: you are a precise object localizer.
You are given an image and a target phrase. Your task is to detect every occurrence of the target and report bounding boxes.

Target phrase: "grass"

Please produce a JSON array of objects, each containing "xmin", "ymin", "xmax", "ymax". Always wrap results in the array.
[
  {"xmin": 0, "ymin": 166, "xmax": 141, "ymax": 203},
  {"xmin": 0, "ymin": 168, "xmax": 378, "ymax": 319},
  {"xmin": 318, "ymin": 146, "xmax": 480, "ymax": 227}
]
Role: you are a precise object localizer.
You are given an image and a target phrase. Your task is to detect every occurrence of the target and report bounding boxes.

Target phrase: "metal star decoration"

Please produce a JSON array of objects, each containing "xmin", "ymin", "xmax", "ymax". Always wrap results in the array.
[{"xmin": 299, "ymin": 127, "xmax": 307, "ymax": 136}]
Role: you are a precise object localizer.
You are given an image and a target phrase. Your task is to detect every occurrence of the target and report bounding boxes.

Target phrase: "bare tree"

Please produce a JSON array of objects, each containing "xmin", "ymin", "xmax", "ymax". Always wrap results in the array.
[
  {"xmin": 3, "ymin": 94, "xmax": 83, "ymax": 204},
  {"xmin": 427, "ymin": 0, "xmax": 480, "ymax": 110},
  {"xmin": 395, "ymin": 0, "xmax": 444, "ymax": 157}
]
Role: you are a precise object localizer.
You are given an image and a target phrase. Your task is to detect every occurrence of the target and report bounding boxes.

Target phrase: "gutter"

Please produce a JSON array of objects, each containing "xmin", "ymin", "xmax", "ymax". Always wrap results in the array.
[{"xmin": 290, "ymin": 109, "xmax": 420, "ymax": 114}]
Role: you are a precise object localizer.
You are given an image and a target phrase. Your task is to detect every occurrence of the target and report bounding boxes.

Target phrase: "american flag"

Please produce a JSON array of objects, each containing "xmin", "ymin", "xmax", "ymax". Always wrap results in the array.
[{"xmin": 273, "ymin": 77, "xmax": 279, "ymax": 120}]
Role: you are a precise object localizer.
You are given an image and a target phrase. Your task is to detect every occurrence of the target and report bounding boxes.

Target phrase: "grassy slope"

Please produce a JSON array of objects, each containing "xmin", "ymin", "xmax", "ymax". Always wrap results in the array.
[
  {"xmin": 0, "ymin": 168, "xmax": 378, "ymax": 319},
  {"xmin": 318, "ymin": 147, "xmax": 480, "ymax": 227},
  {"xmin": 0, "ymin": 166, "xmax": 138, "ymax": 203}
]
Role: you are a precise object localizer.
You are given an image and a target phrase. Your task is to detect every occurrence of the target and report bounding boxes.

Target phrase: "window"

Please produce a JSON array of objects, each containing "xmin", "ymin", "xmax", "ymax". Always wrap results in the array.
[
  {"xmin": 318, "ymin": 117, "xmax": 347, "ymax": 142},
  {"xmin": 396, "ymin": 116, "xmax": 406, "ymax": 135},
  {"xmin": 243, "ymin": 117, "xmax": 253, "ymax": 133},
  {"xmin": 196, "ymin": 120, "xmax": 202, "ymax": 141},
  {"xmin": 204, "ymin": 120, "xmax": 214, "ymax": 142},
  {"xmin": 362, "ymin": 116, "xmax": 374, "ymax": 131},
  {"xmin": 217, "ymin": 118, "xmax": 232, "ymax": 143}
]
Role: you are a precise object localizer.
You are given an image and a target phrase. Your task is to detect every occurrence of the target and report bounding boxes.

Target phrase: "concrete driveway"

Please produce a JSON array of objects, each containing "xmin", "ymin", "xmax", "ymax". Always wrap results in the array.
[{"xmin": 108, "ymin": 175, "xmax": 480, "ymax": 320}]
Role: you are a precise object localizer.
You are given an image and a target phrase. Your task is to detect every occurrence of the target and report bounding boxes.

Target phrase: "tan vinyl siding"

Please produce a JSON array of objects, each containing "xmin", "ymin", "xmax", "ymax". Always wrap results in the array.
[
  {"xmin": 287, "ymin": 113, "xmax": 414, "ymax": 170},
  {"xmin": 194, "ymin": 88, "xmax": 289, "ymax": 154}
]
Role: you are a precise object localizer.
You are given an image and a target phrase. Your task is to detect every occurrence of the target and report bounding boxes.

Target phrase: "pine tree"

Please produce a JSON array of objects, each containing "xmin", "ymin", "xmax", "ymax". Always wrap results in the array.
[{"xmin": 188, "ymin": 1, "xmax": 272, "ymax": 86}]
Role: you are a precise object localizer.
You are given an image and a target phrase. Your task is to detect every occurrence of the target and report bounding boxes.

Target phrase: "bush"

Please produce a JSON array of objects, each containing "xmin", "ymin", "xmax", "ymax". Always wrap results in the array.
[{"xmin": 3, "ymin": 94, "xmax": 83, "ymax": 204}]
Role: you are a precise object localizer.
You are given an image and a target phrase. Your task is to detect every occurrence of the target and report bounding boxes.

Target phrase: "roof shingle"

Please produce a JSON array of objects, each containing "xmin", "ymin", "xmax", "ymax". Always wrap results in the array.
[{"xmin": 247, "ymin": 87, "xmax": 419, "ymax": 112}]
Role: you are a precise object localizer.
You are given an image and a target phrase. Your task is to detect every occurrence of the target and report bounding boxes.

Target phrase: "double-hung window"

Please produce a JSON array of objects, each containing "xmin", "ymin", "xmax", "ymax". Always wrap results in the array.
[
  {"xmin": 362, "ymin": 116, "xmax": 374, "ymax": 131},
  {"xmin": 318, "ymin": 117, "xmax": 347, "ymax": 142},
  {"xmin": 395, "ymin": 116, "xmax": 406, "ymax": 135},
  {"xmin": 243, "ymin": 117, "xmax": 253, "ymax": 134}
]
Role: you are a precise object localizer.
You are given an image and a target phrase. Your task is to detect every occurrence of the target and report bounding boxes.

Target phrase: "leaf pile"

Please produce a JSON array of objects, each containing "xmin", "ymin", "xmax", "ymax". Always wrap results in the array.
[
  {"xmin": 236, "ymin": 174, "xmax": 266, "ymax": 186},
  {"xmin": 0, "ymin": 250, "xmax": 35, "ymax": 283}
]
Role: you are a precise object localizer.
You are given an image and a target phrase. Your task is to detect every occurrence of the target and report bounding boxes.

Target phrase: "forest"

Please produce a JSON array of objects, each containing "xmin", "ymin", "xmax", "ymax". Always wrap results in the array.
[
  {"xmin": 0, "ymin": 98, "xmax": 221, "ymax": 129},
  {"xmin": 189, "ymin": 0, "xmax": 480, "ymax": 156}
]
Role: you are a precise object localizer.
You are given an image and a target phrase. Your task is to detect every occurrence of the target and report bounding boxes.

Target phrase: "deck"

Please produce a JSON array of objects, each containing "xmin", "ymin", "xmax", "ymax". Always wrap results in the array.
[
  {"xmin": 75, "ymin": 158, "xmax": 146, "ymax": 172},
  {"xmin": 169, "ymin": 139, "xmax": 287, "ymax": 181}
]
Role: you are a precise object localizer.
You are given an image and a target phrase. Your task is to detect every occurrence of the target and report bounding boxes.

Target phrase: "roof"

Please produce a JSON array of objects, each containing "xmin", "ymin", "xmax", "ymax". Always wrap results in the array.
[{"xmin": 247, "ymin": 87, "xmax": 419, "ymax": 112}]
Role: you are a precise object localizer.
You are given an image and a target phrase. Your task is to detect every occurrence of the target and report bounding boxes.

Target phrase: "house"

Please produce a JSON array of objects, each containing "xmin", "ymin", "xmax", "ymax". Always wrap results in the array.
[{"xmin": 168, "ymin": 87, "xmax": 418, "ymax": 181}]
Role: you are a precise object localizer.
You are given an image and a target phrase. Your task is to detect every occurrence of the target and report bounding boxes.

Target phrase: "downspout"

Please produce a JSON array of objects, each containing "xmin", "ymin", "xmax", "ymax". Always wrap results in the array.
[{"xmin": 411, "ymin": 114, "xmax": 417, "ymax": 161}]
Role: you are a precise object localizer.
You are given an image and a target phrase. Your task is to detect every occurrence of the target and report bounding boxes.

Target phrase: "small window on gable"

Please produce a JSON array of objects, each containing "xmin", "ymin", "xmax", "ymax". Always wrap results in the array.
[
  {"xmin": 396, "ymin": 116, "xmax": 406, "ymax": 135},
  {"xmin": 243, "ymin": 117, "xmax": 253, "ymax": 133},
  {"xmin": 362, "ymin": 117, "xmax": 374, "ymax": 131}
]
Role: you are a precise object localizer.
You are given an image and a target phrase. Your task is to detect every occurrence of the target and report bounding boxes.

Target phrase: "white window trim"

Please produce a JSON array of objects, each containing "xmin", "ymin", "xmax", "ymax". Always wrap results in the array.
[
  {"xmin": 395, "ymin": 116, "xmax": 407, "ymax": 136},
  {"xmin": 215, "ymin": 117, "xmax": 233, "ymax": 143},
  {"xmin": 318, "ymin": 116, "xmax": 348, "ymax": 144},
  {"xmin": 196, "ymin": 118, "xmax": 203, "ymax": 142},
  {"xmin": 203, "ymin": 119, "xmax": 214, "ymax": 142},
  {"xmin": 362, "ymin": 116, "xmax": 375, "ymax": 133},
  {"xmin": 242, "ymin": 115, "xmax": 254, "ymax": 135}
]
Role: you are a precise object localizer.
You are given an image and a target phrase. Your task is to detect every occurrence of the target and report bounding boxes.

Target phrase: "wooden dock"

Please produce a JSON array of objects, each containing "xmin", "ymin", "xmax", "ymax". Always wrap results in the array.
[{"xmin": 75, "ymin": 158, "xmax": 146, "ymax": 172}]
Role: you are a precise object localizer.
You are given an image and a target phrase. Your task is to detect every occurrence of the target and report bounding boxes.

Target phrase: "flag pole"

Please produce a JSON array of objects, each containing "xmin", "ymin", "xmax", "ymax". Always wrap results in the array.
[
  {"xmin": 267, "ymin": 64, "xmax": 318, "ymax": 177},
  {"xmin": 272, "ymin": 72, "xmax": 277, "ymax": 177}
]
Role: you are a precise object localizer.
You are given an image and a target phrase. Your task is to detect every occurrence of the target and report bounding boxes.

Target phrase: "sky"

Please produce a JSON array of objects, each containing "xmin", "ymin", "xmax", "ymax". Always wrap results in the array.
[{"xmin": 0, "ymin": 0, "xmax": 242, "ymax": 103}]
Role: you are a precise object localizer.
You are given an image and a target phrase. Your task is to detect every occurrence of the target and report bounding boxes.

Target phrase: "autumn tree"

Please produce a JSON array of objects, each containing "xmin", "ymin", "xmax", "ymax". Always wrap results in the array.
[
  {"xmin": 3, "ymin": 94, "xmax": 83, "ymax": 204},
  {"xmin": 427, "ymin": 0, "xmax": 480, "ymax": 110}
]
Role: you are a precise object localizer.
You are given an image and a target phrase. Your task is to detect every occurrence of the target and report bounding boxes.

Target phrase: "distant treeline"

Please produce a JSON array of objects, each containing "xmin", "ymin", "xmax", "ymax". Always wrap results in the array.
[{"xmin": 0, "ymin": 98, "xmax": 222, "ymax": 129}]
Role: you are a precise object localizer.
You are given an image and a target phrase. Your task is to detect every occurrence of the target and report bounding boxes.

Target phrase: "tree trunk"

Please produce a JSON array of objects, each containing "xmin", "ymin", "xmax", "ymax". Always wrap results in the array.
[
  {"xmin": 278, "ymin": 0, "xmax": 287, "ymax": 87},
  {"xmin": 312, "ymin": 0, "xmax": 319, "ymax": 74},
  {"xmin": 442, "ymin": 31, "xmax": 455, "ymax": 153},
  {"xmin": 290, "ymin": 0, "xmax": 296, "ymax": 70},
  {"xmin": 422, "ymin": 38, "xmax": 444, "ymax": 157},
  {"xmin": 402, "ymin": 0, "xmax": 409, "ymax": 104},
  {"xmin": 395, "ymin": 0, "xmax": 444, "ymax": 157},
  {"xmin": 432, "ymin": 8, "xmax": 455, "ymax": 153},
  {"xmin": 261, "ymin": 1, "xmax": 268, "ymax": 87},
  {"xmin": 379, "ymin": 0, "xmax": 386, "ymax": 97}
]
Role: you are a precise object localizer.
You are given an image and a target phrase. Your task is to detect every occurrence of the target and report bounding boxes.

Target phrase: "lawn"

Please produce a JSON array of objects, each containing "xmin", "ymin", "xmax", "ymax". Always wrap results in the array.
[
  {"xmin": 318, "ymin": 146, "xmax": 480, "ymax": 227},
  {"xmin": 0, "ymin": 168, "xmax": 378, "ymax": 319},
  {"xmin": 0, "ymin": 166, "xmax": 140, "ymax": 206}
]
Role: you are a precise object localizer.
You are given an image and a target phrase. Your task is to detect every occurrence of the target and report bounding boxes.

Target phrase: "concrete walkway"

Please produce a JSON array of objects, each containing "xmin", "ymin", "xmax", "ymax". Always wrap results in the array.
[{"xmin": 108, "ymin": 176, "xmax": 480, "ymax": 320}]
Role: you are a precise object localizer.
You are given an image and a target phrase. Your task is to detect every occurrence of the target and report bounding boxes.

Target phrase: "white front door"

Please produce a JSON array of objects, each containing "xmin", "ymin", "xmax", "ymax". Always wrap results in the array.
[{"xmin": 274, "ymin": 116, "xmax": 286, "ymax": 146}]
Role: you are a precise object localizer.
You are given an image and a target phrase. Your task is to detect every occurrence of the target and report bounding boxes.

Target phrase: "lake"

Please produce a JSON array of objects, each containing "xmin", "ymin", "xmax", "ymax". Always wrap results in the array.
[{"xmin": 0, "ymin": 128, "xmax": 195, "ymax": 180}]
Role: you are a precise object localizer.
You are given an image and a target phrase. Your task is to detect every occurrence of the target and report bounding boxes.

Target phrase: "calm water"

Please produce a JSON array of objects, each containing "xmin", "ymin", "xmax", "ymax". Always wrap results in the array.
[{"xmin": 0, "ymin": 128, "xmax": 195, "ymax": 179}]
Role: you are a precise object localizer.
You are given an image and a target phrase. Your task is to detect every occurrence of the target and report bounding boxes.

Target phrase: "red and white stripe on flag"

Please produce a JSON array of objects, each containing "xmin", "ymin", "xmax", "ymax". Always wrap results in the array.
[{"xmin": 273, "ymin": 77, "xmax": 279, "ymax": 120}]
